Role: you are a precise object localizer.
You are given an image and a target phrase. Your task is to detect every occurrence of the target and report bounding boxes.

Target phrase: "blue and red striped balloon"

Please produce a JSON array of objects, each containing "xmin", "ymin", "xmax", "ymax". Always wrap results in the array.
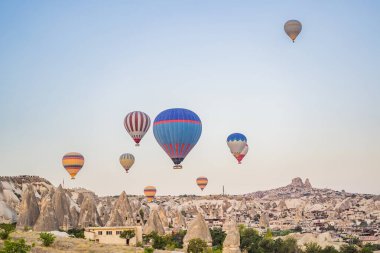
[{"xmin": 153, "ymin": 108, "xmax": 202, "ymax": 169}]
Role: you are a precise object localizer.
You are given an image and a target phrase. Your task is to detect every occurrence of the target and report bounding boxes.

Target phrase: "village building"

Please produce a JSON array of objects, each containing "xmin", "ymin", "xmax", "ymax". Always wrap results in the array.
[{"xmin": 84, "ymin": 226, "xmax": 142, "ymax": 246}]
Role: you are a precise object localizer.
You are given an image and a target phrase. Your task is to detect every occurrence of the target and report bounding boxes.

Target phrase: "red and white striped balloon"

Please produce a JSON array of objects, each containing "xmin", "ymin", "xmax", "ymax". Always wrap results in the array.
[{"xmin": 124, "ymin": 111, "xmax": 151, "ymax": 146}]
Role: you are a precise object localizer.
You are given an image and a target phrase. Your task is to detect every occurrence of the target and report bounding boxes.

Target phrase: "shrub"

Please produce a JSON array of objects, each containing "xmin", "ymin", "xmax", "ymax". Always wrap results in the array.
[
  {"xmin": 67, "ymin": 228, "xmax": 85, "ymax": 238},
  {"xmin": 305, "ymin": 242, "xmax": 323, "ymax": 253},
  {"xmin": 0, "ymin": 229, "xmax": 10, "ymax": 240},
  {"xmin": 39, "ymin": 232, "xmax": 56, "ymax": 247},
  {"xmin": 0, "ymin": 238, "xmax": 32, "ymax": 253},
  {"xmin": 209, "ymin": 227, "xmax": 226, "ymax": 248},
  {"xmin": 187, "ymin": 238, "xmax": 208, "ymax": 253},
  {"xmin": 340, "ymin": 244, "xmax": 359, "ymax": 253},
  {"xmin": 144, "ymin": 247, "xmax": 154, "ymax": 253},
  {"xmin": 0, "ymin": 224, "xmax": 15, "ymax": 240}
]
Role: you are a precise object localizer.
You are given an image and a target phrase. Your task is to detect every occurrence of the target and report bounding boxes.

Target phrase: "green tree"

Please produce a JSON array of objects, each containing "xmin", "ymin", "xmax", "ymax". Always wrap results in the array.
[
  {"xmin": 67, "ymin": 228, "xmax": 85, "ymax": 238},
  {"xmin": 120, "ymin": 230, "xmax": 135, "ymax": 239},
  {"xmin": 209, "ymin": 227, "xmax": 226, "ymax": 249},
  {"xmin": 304, "ymin": 242, "xmax": 322, "ymax": 253},
  {"xmin": 0, "ymin": 224, "xmax": 15, "ymax": 240},
  {"xmin": 172, "ymin": 230, "xmax": 187, "ymax": 248},
  {"xmin": 340, "ymin": 244, "xmax": 359, "ymax": 253},
  {"xmin": 187, "ymin": 238, "xmax": 208, "ymax": 253},
  {"xmin": 281, "ymin": 237, "xmax": 301, "ymax": 253},
  {"xmin": 239, "ymin": 227, "xmax": 262, "ymax": 253},
  {"xmin": 360, "ymin": 244, "xmax": 374, "ymax": 253},
  {"xmin": 0, "ymin": 238, "xmax": 31, "ymax": 253},
  {"xmin": 39, "ymin": 232, "xmax": 55, "ymax": 247},
  {"xmin": 321, "ymin": 246, "xmax": 339, "ymax": 253},
  {"xmin": 259, "ymin": 237, "xmax": 275, "ymax": 253}
]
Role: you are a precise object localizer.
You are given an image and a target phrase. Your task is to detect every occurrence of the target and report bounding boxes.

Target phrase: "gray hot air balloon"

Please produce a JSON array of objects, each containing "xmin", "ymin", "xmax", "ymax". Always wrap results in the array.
[{"xmin": 284, "ymin": 20, "xmax": 302, "ymax": 42}]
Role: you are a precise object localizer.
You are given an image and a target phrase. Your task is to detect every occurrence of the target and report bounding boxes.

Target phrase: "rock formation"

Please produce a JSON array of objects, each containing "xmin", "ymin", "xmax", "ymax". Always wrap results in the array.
[
  {"xmin": 259, "ymin": 213, "xmax": 269, "ymax": 228},
  {"xmin": 70, "ymin": 207, "xmax": 79, "ymax": 228},
  {"xmin": 17, "ymin": 185, "xmax": 40, "ymax": 228},
  {"xmin": 173, "ymin": 209, "xmax": 187, "ymax": 231},
  {"xmin": 106, "ymin": 191, "xmax": 135, "ymax": 226},
  {"xmin": 223, "ymin": 220, "xmax": 241, "ymax": 253},
  {"xmin": 78, "ymin": 196, "xmax": 102, "ymax": 228},
  {"xmin": 143, "ymin": 209, "xmax": 165, "ymax": 235},
  {"xmin": 33, "ymin": 194, "xmax": 59, "ymax": 231},
  {"xmin": 278, "ymin": 200, "xmax": 288, "ymax": 210},
  {"xmin": 290, "ymin": 177, "xmax": 304, "ymax": 188},
  {"xmin": 52, "ymin": 185, "xmax": 72, "ymax": 228},
  {"xmin": 158, "ymin": 205, "xmax": 169, "ymax": 228},
  {"xmin": 304, "ymin": 178, "xmax": 312, "ymax": 188},
  {"xmin": 183, "ymin": 213, "xmax": 212, "ymax": 250}
]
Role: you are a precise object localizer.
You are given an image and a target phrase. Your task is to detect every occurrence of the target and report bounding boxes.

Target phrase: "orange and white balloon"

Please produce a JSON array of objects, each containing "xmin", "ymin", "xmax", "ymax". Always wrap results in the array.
[{"xmin": 196, "ymin": 177, "xmax": 208, "ymax": 191}]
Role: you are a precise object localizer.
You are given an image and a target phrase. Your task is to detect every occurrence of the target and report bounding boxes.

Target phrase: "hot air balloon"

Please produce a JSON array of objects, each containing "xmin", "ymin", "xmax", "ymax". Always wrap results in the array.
[
  {"xmin": 236, "ymin": 144, "xmax": 249, "ymax": 164},
  {"xmin": 284, "ymin": 20, "xmax": 302, "ymax": 42},
  {"xmin": 124, "ymin": 111, "xmax": 151, "ymax": 146},
  {"xmin": 62, "ymin": 152, "xmax": 84, "ymax": 179},
  {"xmin": 196, "ymin": 177, "xmax": 208, "ymax": 191},
  {"xmin": 153, "ymin": 108, "xmax": 202, "ymax": 169},
  {"xmin": 119, "ymin": 153, "xmax": 135, "ymax": 173},
  {"xmin": 227, "ymin": 133, "xmax": 247, "ymax": 163},
  {"xmin": 144, "ymin": 186, "xmax": 156, "ymax": 202}
]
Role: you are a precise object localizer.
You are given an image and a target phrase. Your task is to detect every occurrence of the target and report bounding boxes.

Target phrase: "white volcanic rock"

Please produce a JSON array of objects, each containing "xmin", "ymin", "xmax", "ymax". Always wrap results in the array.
[
  {"xmin": 335, "ymin": 198, "xmax": 352, "ymax": 212},
  {"xmin": 223, "ymin": 220, "xmax": 241, "ymax": 253},
  {"xmin": 106, "ymin": 191, "xmax": 135, "ymax": 226},
  {"xmin": 0, "ymin": 201, "xmax": 17, "ymax": 223},
  {"xmin": 143, "ymin": 209, "xmax": 165, "ymax": 235},
  {"xmin": 17, "ymin": 185, "xmax": 40, "ymax": 228},
  {"xmin": 158, "ymin": 205, "xmax": 169, "ymax": 228},
  {"xmin": 259, "ymin": 213, "xmax": 270, "ymax": 228},
  {"xmin": 70, "ymin": 206, "xmax": 79, "ymax": 228},
  {"xmin": 183, "ymin": 213, "xmax": 212, "ymax": 249},
  {"xmin": 290, "ymin": 177, "xmax": 304, "ymax": 188},
  {"xmin": 78, "ymin": 196, "xmax": 102, "ymax": 228},
  {"xmin": 52, "ymin": 185, "xmax": 72, "ymax": 228},
  {"xmin": 173, "ymin": 209, "xmax": 187, "ymax": 231},
  {"xmin": 34, "ymin": 193, "xmax": 59, "ymax": 231}
]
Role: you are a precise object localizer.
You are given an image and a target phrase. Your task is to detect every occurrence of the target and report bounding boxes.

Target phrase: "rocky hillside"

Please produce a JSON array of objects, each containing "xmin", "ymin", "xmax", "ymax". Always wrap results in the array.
[{"xmin": 0, "ymin": 176, "xmax": 379, "ymax": 237}]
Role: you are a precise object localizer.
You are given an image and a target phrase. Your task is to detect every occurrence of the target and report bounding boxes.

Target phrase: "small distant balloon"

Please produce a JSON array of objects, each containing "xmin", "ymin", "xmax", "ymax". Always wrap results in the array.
[
  {"xmin": 284, "ymin": 20, "xmax": 302, "ymax": 42},
  {"xmin": 124, "ymin": 111, "xmax": 151, "ymax": 146},
  {"xmin": 227, "ymin": 133, "xmax": 247, "ymax": 163},
  {"xmin": 62, "ymin": 152, "xmax": 84, "ymax": 179},
  {"xmin": 196, "ymin": 177, "xmax": 208, "ymax": 191},
  {"xmin": 236, "ymin": 144, "xmax": 249, "ymax": 164},
  {"xmin": 119, "ymin": 153, "xmax": 135, "ymax": 173},
  {"xmin": 144, "ymin": 186, "xmax": 157, "ymax": 202}
]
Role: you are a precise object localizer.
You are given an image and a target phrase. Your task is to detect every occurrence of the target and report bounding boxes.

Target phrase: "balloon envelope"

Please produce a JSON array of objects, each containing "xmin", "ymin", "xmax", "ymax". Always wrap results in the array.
[
  {"xmin": 227, "ymin": 133, "xmax": 247, "ymax": 161},
  {"xmin": 153, "ymin": 108, "xmax": 202, "ymax": 169},
  {"xmin": 196, "ymin": 177, "xmax": 208, "ymax": 191},
  {"xmin": 62, "ymin": 152, "xmax": 84, "ymax": 179},
  {"xmin": 119, "ymin": 153, "xmax": 135, "ymax": 173},
  {"xmin": 236, "ymin": 144, "xmax": 249, "ymax": 164},
  {"xmin": 284, "ymin": 20, "xmax": 302, "ymax": 42},
  {"xmin": 144, "ymin": 186, "xmax": 157, "ymax": 202},
  {"xmin": 124, "ymin": 111, "xmax": 151, "ymax": 146}
]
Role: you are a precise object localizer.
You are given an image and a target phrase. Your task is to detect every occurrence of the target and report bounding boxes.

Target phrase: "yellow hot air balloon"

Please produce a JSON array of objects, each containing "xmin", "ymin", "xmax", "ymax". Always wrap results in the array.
[
  {"xmin": 284, "ymin": 20, "xmax": 302, "ymax": 42},
  {"xmin": 62, "ymin": 152, "xmax": 84, "ymax": 179},
  {"xmin": 119, "ymin": 153, "xmax": 135, "ymax": 173},
  {"xmin": 196, "ymin": 177, "xmax": 208, "ymax": 191},
  {"xmin": 144, "ymin": 186, "xmax": 156, "ymax": 202}
]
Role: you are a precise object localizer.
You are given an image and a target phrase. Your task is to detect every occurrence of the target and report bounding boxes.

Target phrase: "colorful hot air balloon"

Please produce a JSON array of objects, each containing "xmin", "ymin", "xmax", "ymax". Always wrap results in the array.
[
  {"xmin": 227, "ymin": 133, "xmax": 247, "ymax": 163},
  {"xmin": 119, "ymin": 153, "xmax": 135, "ymax": 173},
  {"xmin": 236, "ymin": 144, "xmax": 249, "ymax": 164},
  {"xmin": 124, "ymin": 111, "xmax": 151, "ymax": 146},
  {"xmin": 196, "ymin": 177, "xmax": 208, "ymax": 191},
  {"xmin": 144, "ymin": 186, "xmax": 157, "ymax": 202},
  {"xmin": 153, "ymin": 108, "xmax": 202, "ymax": 169},
  {"xmin": 62, "ymin": 152, "xmax": 84, "ymax": 179},
  {"xmin": 284, "ymin": 20, "xmax": 302, "ymax": 42}
]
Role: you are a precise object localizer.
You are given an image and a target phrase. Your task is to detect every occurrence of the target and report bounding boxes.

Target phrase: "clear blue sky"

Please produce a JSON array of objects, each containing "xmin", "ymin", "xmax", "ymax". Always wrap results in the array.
[{"xmin": 1, "ymin": 1, "xmax": 379, "ymax": 196}]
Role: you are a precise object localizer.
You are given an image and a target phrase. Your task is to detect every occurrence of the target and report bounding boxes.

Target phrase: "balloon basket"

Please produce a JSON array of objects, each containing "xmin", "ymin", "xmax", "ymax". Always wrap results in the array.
[
  {"xmin": 173, "ymin": 165, "xmax": 182, "ymax": 169},
  {"xmin": 135, "ymin": 143, "xmax": 140, "ymax": 147}
]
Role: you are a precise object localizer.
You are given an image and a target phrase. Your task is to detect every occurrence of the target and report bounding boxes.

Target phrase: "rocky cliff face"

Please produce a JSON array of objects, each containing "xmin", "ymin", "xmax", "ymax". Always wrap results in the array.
[
  {"xmin": 223, "ymin": 220, "xmax": 241, "ymax": 253},
  {"xmin": 17, "ymin": 185, "xmax": 40, "ymax": 228}
]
